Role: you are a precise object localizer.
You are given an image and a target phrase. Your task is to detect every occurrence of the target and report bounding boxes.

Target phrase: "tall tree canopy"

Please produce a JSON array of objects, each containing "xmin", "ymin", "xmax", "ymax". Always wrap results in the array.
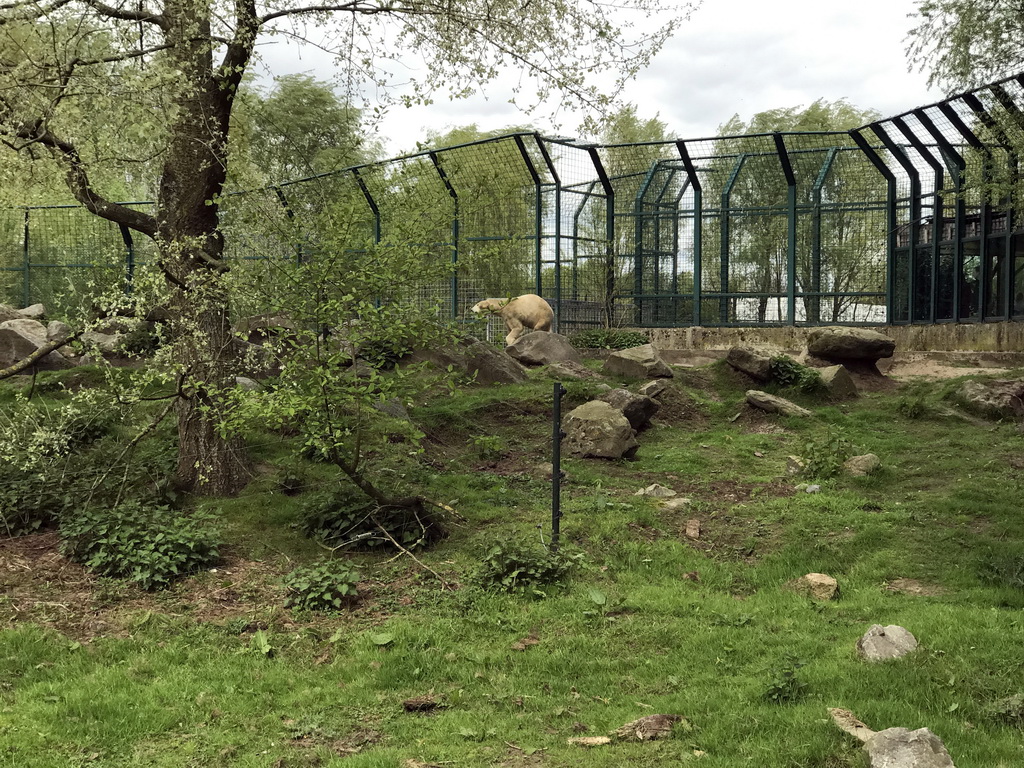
[{"xmin": 0, "ymin": 0, "xmax": 692, "ymax": 494}]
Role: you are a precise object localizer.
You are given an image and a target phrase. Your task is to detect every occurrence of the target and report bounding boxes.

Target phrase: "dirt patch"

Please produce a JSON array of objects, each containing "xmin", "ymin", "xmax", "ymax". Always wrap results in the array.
[
  {"xmin": 884, "ymin": 578, "xmax": 946, "ymax": 597},
  {"xmin": 652, "ymin": 384, "xmax": 711, "ymax": 428},
  {"xmin": 887, "ymin": 355, "xmax": 1015, "ymax": 381}
]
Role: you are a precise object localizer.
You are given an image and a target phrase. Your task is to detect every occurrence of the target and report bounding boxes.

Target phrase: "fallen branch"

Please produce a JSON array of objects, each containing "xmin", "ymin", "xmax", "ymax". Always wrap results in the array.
[{"xmin": 0, "ymin": 331, "xmax": 81, "ymax": 380}]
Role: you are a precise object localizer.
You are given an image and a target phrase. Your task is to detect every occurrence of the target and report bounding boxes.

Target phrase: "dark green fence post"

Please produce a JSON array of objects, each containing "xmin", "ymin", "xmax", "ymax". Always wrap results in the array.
[
  {"xmin": 118, "ymin": 223, "xmax": 135, "ymax": 295},
  {"xmin": 21, "ymin": 208, "xmax": 30, "ymax": 308},
  {"xmin": 721, "ymin": 155, "xmax": 747, "ymax": 325},
  {"xmin": 430, "ymin": 152, "xmax": 459, "ymax": 320},
  {"xmin": 811, "ymin": 148, "xmax": 839, "ymax": 325},
  {"xmin": 588, "ymin": 147, "xmax": 615, "ymax": 329},
  {"xmin": 533, "ymin": 135, "xmax": 562, "ymax": 331},
  {"xmin": 774, "ymin": 133, "xmax": 797, "ymax": 325},
  {"xmin": 676, "ymin": 141, "xmax": 703, "ymax": 327}
]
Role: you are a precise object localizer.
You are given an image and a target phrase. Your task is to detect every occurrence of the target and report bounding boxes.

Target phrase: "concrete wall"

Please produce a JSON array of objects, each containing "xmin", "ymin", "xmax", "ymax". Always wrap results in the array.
[{"xmin": 637, "ymin": 322, "xmax": 1024, "ymax": 355}]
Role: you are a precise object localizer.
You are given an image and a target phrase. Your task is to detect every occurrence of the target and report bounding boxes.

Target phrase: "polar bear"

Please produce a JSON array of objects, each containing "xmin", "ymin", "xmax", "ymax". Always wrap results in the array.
[{"xmin": 470, "ymin": 294, "xmax": 554, "ymax": 346}]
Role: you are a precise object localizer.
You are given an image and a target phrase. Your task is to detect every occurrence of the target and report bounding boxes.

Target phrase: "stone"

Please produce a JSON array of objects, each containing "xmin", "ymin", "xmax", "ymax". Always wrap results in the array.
[
  {"xmin": 234, "ymin": 312, "xmax": 302, "ymax": 345},
  {"xmin": 951, "ymin": 378, "xmax": 1024, "ymax": 421},
  {"xmin": 786, "ymin": 455, "xmax": 806, "ymax": 475},
  {"xmin": 0, "ymin": 304, "xmax": 21, "ymax": 323},
  {"xmin": 638, "ymin": 379, "xmax": 669, "ymax": 398},
  {"xmin": 745, "ymin": 390, "xmax": 813, "ymax": 417},
  {"xmin": 234, "ymin": 376, "xmax": 259, "ymax": 391},
  {"xmin": 806, "ymin": 327, "xmax": 896, "ymax": 361},
  {"xmin": 17, "ymin": 303, "xmax": 46, "ymax": 320},
  {"xmin": 865, "ymin": 727, "xmax": 956, "ymax": 768},
  {"xmin": 685, "ymin": 519, "xmax": 700, "ymax": 540},
  {"xmin": 844, "ymin": 453, "xmax": 881, "ymax": 477},
  {"xmin": 857, "ymin": 624, "xmax": 918, "ymax": 661},
  {"xmin": 610, "ymin": 714, "xmax": 683, "ymax": 742},
  {"xmin": 372, "ymin": 397, "xmax": 409, "ymax": 419},
  {"xmin": 0, "ymin": 321, "xmax": 72, "ymax": 371},
  {"xmin": 506, "ymin": 331, "xmax": 581, "ymax": 366},
  {"xmin": 805, "ymin": 484, "xmax": 821, "ymax": 494},
  {"xmin": 46, "ymin": 320, "xmax": 72, "ymax": 343},
  {"xmin": 547, "ymin": 360, "xmax": 601, "ymax": 380},
  {"xmin": 789, "ymin": 573, "xmax": 839, "ymax": 600},
  {"xmin": 564, "ymin": 400, "xmax": 639, "ymax": 459},
  {"xmin": 603, "ymin": 344, "xmax": 673, "ymax": 379},
  {"xmin": 634, "ymin": 483, "xmax": 676, "ymax": 498},
  {"xmin": 661, "ymin": 497, "xmax": 692, "ymax": 511},
  {"xmin": 600, "ymin": 388, "xmax": 659, "ymax": 429},
  {"xmin": 409, "ymin": 338, "xmax": 528, "ymax": 386},
  {"xmin": 726, "ymin": 345, "xmax": 781, "ymax": 382},
  {"xmin": 534, "ymin": 462, "xmax": 568, "ymax": 481},
  {"xmin": 81, "ymin": 330, "xmax": 124, "ymax": 355},
  {"xmin": 820, "ymin": 364, "xmax": 859, "ymax": 399}
]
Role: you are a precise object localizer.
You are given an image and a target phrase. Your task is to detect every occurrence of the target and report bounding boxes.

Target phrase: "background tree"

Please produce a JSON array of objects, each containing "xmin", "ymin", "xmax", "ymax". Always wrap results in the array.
[{"xmin": 0, "ymin": 0, "xmax": 691, "ymax": 495}]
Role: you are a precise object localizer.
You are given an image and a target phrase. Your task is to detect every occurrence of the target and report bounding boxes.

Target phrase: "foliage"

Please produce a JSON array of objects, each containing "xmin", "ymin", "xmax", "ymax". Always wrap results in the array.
[
  {"xmin": 986, "ymin": 694, "xmax": 1024, "ymax": 727},
  {"xmin": 769, "ymin": 356, "xmax": 825, "ymax": 394},
  {"xmin": 895, "ymin": 395, "xmax": 931, "ymax": 420},
  {"xmin": 469, "ymin": 435, "xmax": 506, "ymax": 462},
  {"xmin": 60, "ymin": 502, "xmax": 221, "ymax": 590},
  {"xmin": 475, "ymin": 539, "xmax": 579, "ymax": 593},
  {"xmin": 763, "ymin": 654, "xmax": 809, "ymax": 704},
  {"xmin": 801, "ymin": 428, "xmax": 853, "ymax": 480},
  {"xmin": 282, "ymin": 559, "xmax": 361, "ymax": 612},
  {"xmin": 569, "ymin": 329, "xmax": 650, "ymax": 350},
  {"xmin": 300, "ymin": 488, "xmax": 439, "ymax": 550}
]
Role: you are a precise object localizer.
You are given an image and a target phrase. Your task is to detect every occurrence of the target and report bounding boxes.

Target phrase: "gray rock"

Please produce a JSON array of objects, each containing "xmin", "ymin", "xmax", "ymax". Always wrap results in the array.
[
  {"xmin": 0, "ymin": 318, "xmax": 47, "ymax": 346},
  {"xmin": 857, "ymin": 624, "xmax": 918, "ymax": 661},
  {"xmin": 82, "ymin": 330, "xmax": 124, "ymax": 355},
  {"xmin": 0, "ymin": 304, "xmax": 21, "ymax": 323},
  {"xmin": 599, "ymin": 388, "xmax": 659, "ymax": 429},
  {"xmin": 409, "ymin": 338, "xmax": 528, "ymax": 386},
  {"xmin": 951, "ymin": 378, "xmax": 1024, "ymax": 421},
  {"xmin": 638, "ymin": 379, "xmax": 669, "ymax": 398},
  {"xmin": 603, "ymin": 344, "xmax": 673, "ymax": 379},
  {"xmin": 726, "ymin": 345, "xmax": 781, "ymax": 382},
  {"xmin": 789, "ymin": 573, "xmax": 839, "ymax": 600},
  {"xmin": 634, "ymin": 483, "xmax": 676, "ymax": 498},
  {"xmin": 0, "ymin": 322, "xmax": 72, "ymax": 371},
  {"xmin": 17, "ymin": 303, "xmax": 46, "ymax": 320},
  {"xmin": 234, "ymin": 312, "xmax": 301, "ymax": 345},
  {"xmin": 507, "ymin": 331, "xmax": 581, "ymax": 366},
  {"xmin": 661, "ymin": 497, "xmax": 692, "ymax": 511},
  {"xmin": 372, "ymin": 397, "xmax": 409, "ymax": 419},
  {"xmin": 547, "ymin": 360, "xmax": 601, "ymax": 380},
  {"xmin": 564, "ymin": 400, "xmax": 639, "ymax": 459},
  {"xmin": 95, "ymin": 315, "xmax": 146, "ymax": 335},
  {"xmin": 234, "ymin": 376, "xmax": 259, "ymax": 391},
  {"xmin": 745, "ymin": 390, "xmax": 812, "ymax": 417},
  {"xmin": 844, "ymin": 453, "xmax": 881, "ymax": 477},
  {"xmin": 46, "ymin": 320, "xmax": 73, "ymax": 343},
  {"xmin": 865, "ymin": 727, "xmax": 956, "ymax": 768},
  {"xmin": 805, "ymin": 484, "xmax": 821, "ymax": 494},
  {"xmin": 820, "ymin": 364, "xmax": 859, "ymax": 399},
  {"xmin": 806, "ymin": 327, "xmax": 896, "ymax": 361}
]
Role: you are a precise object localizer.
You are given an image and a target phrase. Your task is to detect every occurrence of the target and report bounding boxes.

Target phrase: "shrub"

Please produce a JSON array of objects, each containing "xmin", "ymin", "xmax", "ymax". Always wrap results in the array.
[
  {"xmin": 60, "ymin": 502, "xmax": 221, "ymax": 590},
  {"xmin": 801, "ymin": 428, "xmax": 853, "ymax": 480},
  {"xmin": 282, "ymin": 560, "xmax": 361, "ymax": 612},
  {"xmin": 475, "ymin": 539, "xmax": 579, "ymax": 593},
  {"xmin": 300, "ymin": 488, "xmax": 441, "ymax": 550},
  {"xmin": 569, "ymin": 329, "xmax": 650, "ymax": 350},
  {"xmin": 769, "ymin": 356, "xmax": 825, "ymax": 394}
]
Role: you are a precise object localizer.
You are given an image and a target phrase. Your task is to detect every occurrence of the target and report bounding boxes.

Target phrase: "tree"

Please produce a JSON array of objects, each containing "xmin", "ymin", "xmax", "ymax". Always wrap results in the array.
[
  {"xmin": 907, "ymin": 1, "xmax": 1024, "ymax": 90},
  {"xmin": 0, "ymin": 0, "xmax": 691, "ymax": 495}
]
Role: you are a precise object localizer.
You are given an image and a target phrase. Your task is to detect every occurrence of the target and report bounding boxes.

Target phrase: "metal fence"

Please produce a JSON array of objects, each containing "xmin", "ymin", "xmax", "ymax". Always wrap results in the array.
[{"xmin": 4, "ymin": 71, "xmax": 1024, "ymax": 331}]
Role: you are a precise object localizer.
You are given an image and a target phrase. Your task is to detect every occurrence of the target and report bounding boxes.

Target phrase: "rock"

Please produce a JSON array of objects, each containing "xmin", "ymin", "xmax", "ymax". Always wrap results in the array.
[
  {"xmin": 820, "ymin": 364, "xmax": 859, "ymax": 399},
  {"xmin": 535, "ymin": 462, "xmax": 568, "ymax": 481},
  {"xmin": 599, "ymin": 388, "xmax": 659, "ymax": 429},
  {"xmin": 805, "ymin": 484, "xmax": 821, "ymax": 494},
  {"xmin": 81, "ymin": 330, "xmax": 124, "ymax": 355},
  {"xmin": 372, "ymin": 397, "xmax": 409, "ymax": 419},
  {"xmin": 610, "ymin": 714, "xmax": 683, "ymax": 742},
  {"xmin": 726, "ymin": 345, "xmax": 782, "ymax": 382},
  {"xmin": 634, "ymin": 483, "xmax": 676, "ymax": 498},
  {"xmin": 547, "ymin": 360, "xmax": 601, "ymax": 380},
  {"xmin": 857, "ymin": 624, "xmax": 918, "ymax": 661},
  {"xmin": 603, "ymin": 344, "xmax": 673, "ymax": 379},
  {"xmin": 564, "ymin": 400, "xmax": 639, "ymax": 459},
  {"xmin": 951, "ymin": 378, "xmax": 1024, "ymax": 421},
  {"xmin": 506, "ymin": 331, "xmax": 581, "ymax": 366},
  {"xmin": 234, "ymin": 376, "xmax": 259, "ymax": 391},
  {"xmin": 685, "ymin": 519, "xmax": 700, "ymax": 540},
  {"xmin": 409, "ymin": 338, "xmax": 528, "ymax": 386},
  {"xmin": 844, "ymin": 453, "xmax": 881, "ymax": 477},
  {"xmin": 745, "ymin": 390, "xmax": 812, "ymax": 417},
  {"xmin": 661, "ymin": 497, "xmax": 692, "ymax": 511},
  {"xmin": 789, "ymin": 573, "xmax": 839, "ymax": 600},
  {"xmin": 806, "ymin": 327, "xmax": 896, "ymax": 361},
  {"xmin": 0, "ymin": 304, "xmax": 21, "ymax": 323},
  {"xmin": 46, "ymin": 320, "xmax": 72, "ymax": 343},
  {"xmin": 0, "ymin": 321, "xmax": 72, "ymax": 371},
  {"xmin": 234, "ymin": 312, "xmax": 301, "ymax": 345},
  {"xmin": 638, "ymin": 379, "xmax": 669, "ymax": 398},
  {"xmin": 865, "ymin": 727, "xmax": 956, "ymax": 768},
  {"xmin": 786, "ymin": 455, "xmax": 806, "ymax": 475},
  {"xmin": 17, "ymin": 303, "xmax": 46, "ymax": 320}
]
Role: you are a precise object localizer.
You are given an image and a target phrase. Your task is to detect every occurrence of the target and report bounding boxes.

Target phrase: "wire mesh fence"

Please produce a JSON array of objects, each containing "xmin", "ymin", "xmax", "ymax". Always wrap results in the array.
[{"xmin": 5, "ymin": 73, "xmax": 1024, "ymax": 330}]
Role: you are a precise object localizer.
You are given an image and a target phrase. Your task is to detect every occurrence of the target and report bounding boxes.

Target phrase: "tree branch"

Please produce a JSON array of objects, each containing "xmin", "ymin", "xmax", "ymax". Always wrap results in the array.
[
  {"xmin": 0, "ymin": 0, "xmax": 75, "ymax": 25},
  {"xmin": 82, "ymin": 0, "xmax": 167, "ymax": 29},
  {"xmin": 258, "ymin": 1, "xmax": 399, "ymax": 25},
  {"xmin": 0, "ymin": 332, "xmax": 81, "ymax": 381}
]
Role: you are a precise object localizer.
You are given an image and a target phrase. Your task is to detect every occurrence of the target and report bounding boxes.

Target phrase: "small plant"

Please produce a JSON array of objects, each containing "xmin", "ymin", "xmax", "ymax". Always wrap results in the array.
[
  {"xmin": 801, "ymin": 428, "xmax": 853, "ymax": 479},
  {"xmin": 895, "ymin": 395, "xmax": 930, "ymax": 419},
  {"xmin": 469, "ymin": 434, "xmax": 506, "ymax": 462},
  {"xmin": 282, "ymin": 560, "xmax": 361, "ymax": 612},
  {"xmin": 569, "ymin": 329, "xmax": 650, "ymax": 350},
  {"xmin": 987, "ymin": 694, "xmax": 1024, "ymax": 726},
  {"xmin": 763, "ymin": 654, "xmax": 808, "ymax": 704},
  {"xmin": 769, "ymin": 356, "xmax": 825, "ymax": 393},
  {"xmin": 60, "ymin": 502, "xmax": 221, "ymax": 590},
  {"xmin": 475, "ymin": 539, "xmax": 579, "ymax": 593},
  {"xmin": 582, "ymin": 588, "xmax": 625, "ymax": 623}
]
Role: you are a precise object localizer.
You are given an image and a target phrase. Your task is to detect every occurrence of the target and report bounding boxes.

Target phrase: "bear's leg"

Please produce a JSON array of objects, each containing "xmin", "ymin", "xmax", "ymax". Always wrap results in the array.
[{"xmin": 505, "ymin": 319, "xmax": 525, "ymax": 346}]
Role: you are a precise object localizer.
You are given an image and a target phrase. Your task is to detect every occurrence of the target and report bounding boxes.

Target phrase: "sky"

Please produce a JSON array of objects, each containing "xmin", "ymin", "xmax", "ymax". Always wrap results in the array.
[{"xmin": 253, "ymin": 0, "xmax": 945, "ymax": 156}]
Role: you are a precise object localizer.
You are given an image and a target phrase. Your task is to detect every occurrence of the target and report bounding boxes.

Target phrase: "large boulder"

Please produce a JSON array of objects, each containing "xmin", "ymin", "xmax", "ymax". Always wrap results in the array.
[
  {"xmin": 599, "ymin": 388, "xmax": 659, "ymax": 429},
  {"xmin": 857, "ymin": 624, "xmax": 918, "ymax": 662},
  {"xmin": 950, "ymin": 378, "xmax": 1024, "ymax": 421},
  {"xmin": 603, "ymin": 344, "xmax": 673, "ymax": 379},
  {"xmin": 819, "ymin": 364, "xmax": 859, "ymax": 399},
  {"xmin": 81, "ymin": 331, "xmax": 125, "ymax": 356},
  {"xmin": 547, "ymin": 360, "xmax": 601, "ymax": 380},
  {"xmin": 46, "ymin": 320, "xmax": 73, "ymax": 343},
  {"xmin": 506, "ymin": 332, "xmax": 581, "ymax": 367},
  {"xmin": 409, "ymin": 338, "xmax": 528, "ymax": 386},
  {"xmin": 726, "ymin": 345, "xmax": 782, "ymax": 382},
  {"xmin": 564, "ymin": 400, "xmax": 639, "ymax": 459},
  {"xmin": 865, "ymin": 728, "xmax": 956, "ymax": 768},
  {"xmin": 806, "ymin": 327, "xmax": 895, "ymax": 364},
  {"xmin": 0, "ymin": 304, "xmax": 21, "ymax": 323},
  {"xmin": 0, "ymin": 321, "xmax": 72, "ymax": 371},
  {"xmin": 0, "ymin": 318, "xmax": 47, "ymax": 346},
  {"xmin": 17, "ymin": 303, "xmax": 46, "ymax": 320},
  {"xmin": 745, "ymin": 390, "xmax": 812, "ymax": 418},
  {"xmin": 844, "ymin": 454, "xmax": 881, "ymax": 477}
]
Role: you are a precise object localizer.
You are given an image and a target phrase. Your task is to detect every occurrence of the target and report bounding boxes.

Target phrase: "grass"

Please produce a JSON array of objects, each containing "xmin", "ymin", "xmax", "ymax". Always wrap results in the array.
[{"xmin": 2, "ymin": 362, "xmax": 1024, "ymax": 766}]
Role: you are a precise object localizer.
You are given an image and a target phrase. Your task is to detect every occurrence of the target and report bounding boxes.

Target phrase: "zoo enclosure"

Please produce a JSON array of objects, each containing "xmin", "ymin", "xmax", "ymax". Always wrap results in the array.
[{"xmin": 3, "ymin": 72, "xmax": 1024, "ymax": 331}]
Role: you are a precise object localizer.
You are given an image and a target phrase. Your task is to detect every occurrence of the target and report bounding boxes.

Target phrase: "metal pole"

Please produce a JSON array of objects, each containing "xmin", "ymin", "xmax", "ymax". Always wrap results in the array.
[
  {"xmin": 551, "ymin": 382, "xmax": 567, "ymax": 551},
  {"xmin": 22, "ymin": 209, "xmax": 30, "ymax": 308}
]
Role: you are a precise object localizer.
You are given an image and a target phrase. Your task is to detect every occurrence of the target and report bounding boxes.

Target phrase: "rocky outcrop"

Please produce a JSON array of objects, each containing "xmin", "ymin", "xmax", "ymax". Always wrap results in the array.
[
  {"xmin": 410, "ymin": 338, "xmax": 528, "ymax": 386},
  {"xmin": 805, "ymin": 327, "xmax": 895, "ymax": 374},
  {"xmin": 506, "ymin": 332, "xmax": 581, "ymax": 367},
  {"xmin": 726, "ymin": 345, "xmax": 782, "ymax": 382},
  {"xmin": 0, "ymin": 319, "xmax": 72, "ymax": 371},
  {"xmin": 950, "ymin": 378, "xmax": 1024, "ymax": 421},
  {"xmin": 599, "ymin": 388, "xmax": 659, "ymax": 429},
  {"xmin": 745, "ymin": 390, "xmax": 812, "ymax": 417},
  {"xmin": 564, "ymin": 400, "xmax": 638, "ymax": 459},
  {"xmin": 603, "ymin": 344, "xmax": 673, "ymax": 379}
]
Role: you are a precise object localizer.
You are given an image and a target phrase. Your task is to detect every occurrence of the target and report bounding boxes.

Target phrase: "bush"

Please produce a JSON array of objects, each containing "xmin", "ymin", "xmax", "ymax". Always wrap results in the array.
[
  {"xmin": 769, "ymin": 356, "xmax": 825, "ymax": 394},
  {"xmin": 569, "ymin": 329, "xmax": 650, "ymax": 350},
  {"xmin": 282, "ymin": 560, "xmax": 361, "ymax": 612},
  {"xmin": 300, "ymin": 488, "xmax": 441, "ymax": 550},
  {"xmin": 475, "ymin": 539, "xmax": 579, "ymax": 593},
  {"xmin": 60, "ymin": 502, "xmax": 221, "ymax": 590}
]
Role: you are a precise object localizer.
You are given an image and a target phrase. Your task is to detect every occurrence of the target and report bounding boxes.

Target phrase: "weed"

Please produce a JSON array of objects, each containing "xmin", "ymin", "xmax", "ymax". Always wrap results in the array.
[
  {"xmin": 60, "ymin": 501, "xmax": 221, "ymax": 590},
  {"xmin": 895, "ymin": 395, "xmax": 930, "ymax": 419},
  {"xmin": 801, "ymin": 428, "xmax": 853, "ymax": 479},
  {"xmin": 282, "ymin": 560, "xmax": 361, "ymax": 612},
  {"xmin": 769, "ymin": 356, "xmax": 826, "ymax": 394},
  {"xmin": 763, "ymin": 653, "xmax": 809, "ymax": 704},
  {"xmin": 475, "ymin": 539, "xmax": 580, "ymax": 593},
  {"xmin": 987, "ymin": 694, "xmax": 1024, "ymax": 726},
  {"xmin": 469, "ymin": 434, "xmax": 506, "ymax": 462}
]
